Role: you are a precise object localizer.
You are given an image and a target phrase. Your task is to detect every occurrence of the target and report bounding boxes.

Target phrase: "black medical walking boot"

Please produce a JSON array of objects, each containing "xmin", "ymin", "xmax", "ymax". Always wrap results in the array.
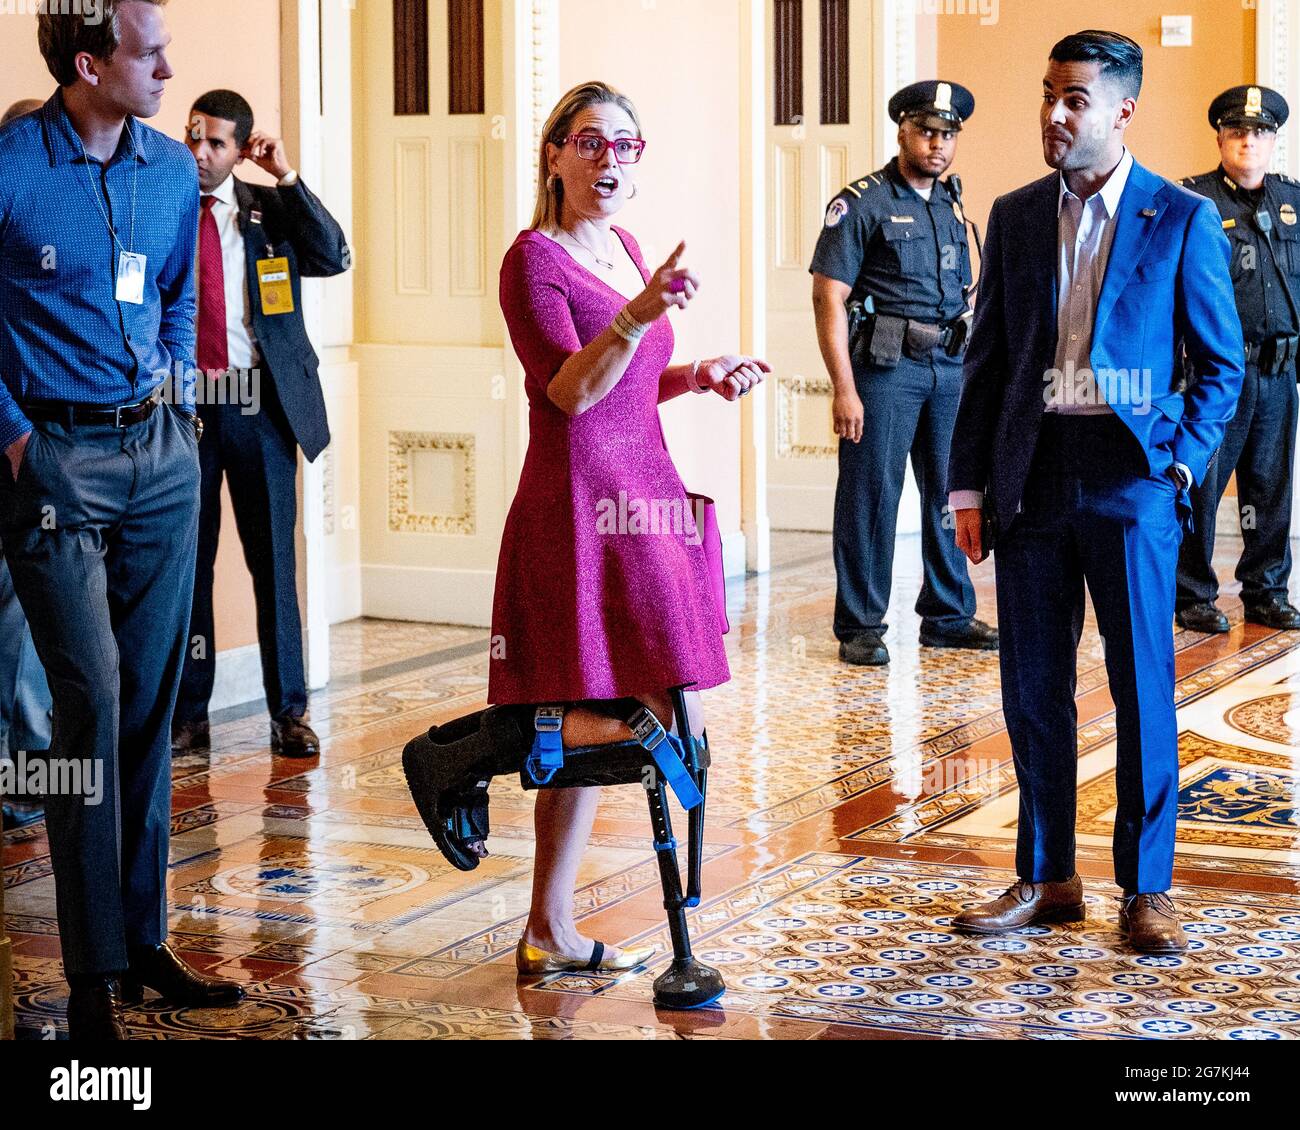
[
  {"xmin": 920, "ymin": 617, "xmax": 999, "ymax": 650},
  {"xmin": 402, "ymin": 706, "xmax": 531, "ymax": 871},
  {"xmin": 1243, "ymin": 596, "xmax": 1300, "ymax": 630},
  {"xmin": 1176, "ymin": 601, "xmax": 1230, "ymax": 633},
  {"xmin": 839, "ymin": 633, "xmax": 889, "ymax": 666}
]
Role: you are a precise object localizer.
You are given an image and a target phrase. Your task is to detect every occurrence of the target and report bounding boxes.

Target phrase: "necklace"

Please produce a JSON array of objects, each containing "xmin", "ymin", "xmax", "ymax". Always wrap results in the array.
[
  {"xmin": 74, "ymin": 117, "xmax": 139, "ymax": 259},
  {"xmin": 549, "ymin": 227, "xmax": 615, "ymax": 270}
]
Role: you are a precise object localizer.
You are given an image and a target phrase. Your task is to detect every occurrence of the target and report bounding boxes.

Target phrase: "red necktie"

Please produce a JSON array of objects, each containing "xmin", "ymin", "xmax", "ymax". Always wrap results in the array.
[{"xmin": 197, "ymin": 195, "xmax": 229, "ymax": 374}]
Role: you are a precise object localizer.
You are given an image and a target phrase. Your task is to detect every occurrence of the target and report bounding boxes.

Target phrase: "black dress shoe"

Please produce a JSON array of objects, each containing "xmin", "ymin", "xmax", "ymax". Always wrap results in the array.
[
  {"xmin": 171, "ymin": 718, "xmax": 211, "ymax": 754},
  {"xmin": 839, "ymin": 633, "xmax": 889, "ymax": 666},
  {"xmin": 1176, "ymin": 601, "xmax": 1230, "ymax": 633},
  {"xmin": 2, "ymin": 799, "xmax": 45, "ymax": 831},
  {"xmin": 120, "ymin": 942, "xmax": 246, "ymax": 1008},
  {"xmin": 1243, "ymin": 595, "xmax": 1300, "ymax": 630},
  {"xmin": 271, "ymin": 715, "xmax": 321, "ymax": 759},
  {"xmin": 67, "ymin": 976, "xmax": 128, "ymax": 1040},
  {"xmin": 919, "ymin": 617, "xmax": 999, "ymax": 650}
]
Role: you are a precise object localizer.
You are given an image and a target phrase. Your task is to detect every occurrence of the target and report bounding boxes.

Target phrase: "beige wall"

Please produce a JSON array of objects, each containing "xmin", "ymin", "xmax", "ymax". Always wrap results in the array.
[
  {"xmin": 0, "ymin": 1, "xmax": 286, "ymax": 656},
  {"xmin": 933, "ymin": 0, "xmax": 1255, "ymax": 233},
  {"xmin": 557, "ymin": 0, "xmax": 747, "ymax": 538}
]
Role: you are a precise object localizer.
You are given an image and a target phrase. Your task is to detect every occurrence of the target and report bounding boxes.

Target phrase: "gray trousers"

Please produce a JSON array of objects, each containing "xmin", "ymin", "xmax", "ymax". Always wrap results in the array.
[{"xmin": 0, "ymin": 404, "xmax": 199, "ymax": 976}]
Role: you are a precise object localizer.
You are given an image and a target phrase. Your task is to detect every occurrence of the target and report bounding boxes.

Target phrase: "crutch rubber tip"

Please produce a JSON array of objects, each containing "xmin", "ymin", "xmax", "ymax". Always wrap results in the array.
[{"xmin": 652, "ymin": 958, "xmax": 725, "ymax": 1010}]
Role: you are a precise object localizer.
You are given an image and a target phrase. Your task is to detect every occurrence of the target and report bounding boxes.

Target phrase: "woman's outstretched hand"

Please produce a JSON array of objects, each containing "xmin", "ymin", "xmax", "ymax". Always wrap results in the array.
[
  {"xmin": 695, "ymin": 355, "xmax": 771, "ymax": 401},
  {"xmin": 627, "ymin": 240, "xmax": 700, "ymax": 323}
]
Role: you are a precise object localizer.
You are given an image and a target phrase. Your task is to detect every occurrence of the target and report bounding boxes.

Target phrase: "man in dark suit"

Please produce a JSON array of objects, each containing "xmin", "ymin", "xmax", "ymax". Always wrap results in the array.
[
  {"xmin": 174, "ymin": 90, "xmax": 351, "ymax": 759},
  {"xmin": 947, "ymin": 31, "xmax": 1244, "ymax": 952}
]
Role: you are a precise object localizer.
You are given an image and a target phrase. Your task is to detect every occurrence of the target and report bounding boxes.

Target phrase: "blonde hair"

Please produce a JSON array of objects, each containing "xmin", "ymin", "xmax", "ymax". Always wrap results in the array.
[{"xmin": 529, "ymin": 81, "xmax": 642, "ymax": 231}]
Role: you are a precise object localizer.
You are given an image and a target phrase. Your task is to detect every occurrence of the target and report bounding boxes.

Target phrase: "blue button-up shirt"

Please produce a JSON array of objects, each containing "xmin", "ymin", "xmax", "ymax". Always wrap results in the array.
[{"xmin": 0, "ymin": 90, "xmax": 199, "ymax": 453}]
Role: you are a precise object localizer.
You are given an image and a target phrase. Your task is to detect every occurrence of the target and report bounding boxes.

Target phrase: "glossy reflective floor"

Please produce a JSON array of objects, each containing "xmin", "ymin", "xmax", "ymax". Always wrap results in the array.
[{"xmin": 6, "ymin": 532, "xmax": 1300, "ymax": 1039}]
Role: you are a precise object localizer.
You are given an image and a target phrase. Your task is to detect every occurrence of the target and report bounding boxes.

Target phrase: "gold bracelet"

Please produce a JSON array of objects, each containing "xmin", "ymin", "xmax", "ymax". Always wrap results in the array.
[{"xmin": 611, "ymin": 305, "xmax": 648, "ymax": 343}]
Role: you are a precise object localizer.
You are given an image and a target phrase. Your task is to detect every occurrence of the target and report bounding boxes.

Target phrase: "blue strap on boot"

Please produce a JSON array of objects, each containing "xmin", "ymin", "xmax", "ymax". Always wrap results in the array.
[
  {"xmin": 525, "ymin": 706, "xmax": 565, "ymax": 785},
  {"xmin": 524, "ymin": 702, "xmax": 702, "ymax": 809}
]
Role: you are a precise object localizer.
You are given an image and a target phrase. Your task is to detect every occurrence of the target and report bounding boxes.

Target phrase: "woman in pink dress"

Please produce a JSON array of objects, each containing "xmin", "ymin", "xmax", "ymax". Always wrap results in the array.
[{"xmin": 495, "ymin": 81, "xmax": 769, "ymax": 974}]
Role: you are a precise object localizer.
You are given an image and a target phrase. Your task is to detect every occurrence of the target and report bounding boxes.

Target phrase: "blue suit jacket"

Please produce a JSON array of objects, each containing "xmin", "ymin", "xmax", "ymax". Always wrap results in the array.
[{"xmin": 948, "ymin": 158, "xmax": 1245, "ymax": 536}]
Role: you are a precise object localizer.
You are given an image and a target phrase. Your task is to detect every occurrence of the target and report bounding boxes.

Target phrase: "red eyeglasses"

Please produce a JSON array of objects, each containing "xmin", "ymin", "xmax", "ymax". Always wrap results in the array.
[{"xmin": 563, "ymin": 133, "xmax": 647, "ymax": 165}]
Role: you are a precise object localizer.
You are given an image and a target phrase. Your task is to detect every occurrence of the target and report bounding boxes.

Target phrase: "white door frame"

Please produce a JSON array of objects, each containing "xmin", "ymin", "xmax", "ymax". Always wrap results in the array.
[
  {"xmin": 741, "ymin": 0, "xmax": 771, "ymax": 573},
  {"xmin": 281, "ymin": 0, "xmax": 332, "ymax": 690}
]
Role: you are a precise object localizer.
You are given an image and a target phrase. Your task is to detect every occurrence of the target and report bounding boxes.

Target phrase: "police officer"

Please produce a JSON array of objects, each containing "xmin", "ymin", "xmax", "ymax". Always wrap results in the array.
[
  {"xmin": 1176, "ymin": 85, "xmax": 1300, "ymax": 633},
  {"xmin": 811, "ymin": 80, "xmax": 997, "ymax": 665}
]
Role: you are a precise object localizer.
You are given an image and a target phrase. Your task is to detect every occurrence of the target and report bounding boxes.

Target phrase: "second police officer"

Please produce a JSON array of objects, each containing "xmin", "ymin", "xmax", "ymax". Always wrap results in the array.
[
  {"xmin": 810, "ymin": 80, "xmax": 998, "ymax": 666},
  {"xmin": 1176, "ymin": 85, "xmax": 1300, "ymax": 633}
]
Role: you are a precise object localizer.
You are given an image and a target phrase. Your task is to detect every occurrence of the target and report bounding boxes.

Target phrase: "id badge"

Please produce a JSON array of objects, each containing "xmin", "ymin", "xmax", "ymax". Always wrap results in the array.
[
  {"xmin": 115, "ymin": 251, "xmax": 147, "ymax": 305},
  {"xmin": 256, "ymin": 257, "xmax": 294, "ymax": 315}
]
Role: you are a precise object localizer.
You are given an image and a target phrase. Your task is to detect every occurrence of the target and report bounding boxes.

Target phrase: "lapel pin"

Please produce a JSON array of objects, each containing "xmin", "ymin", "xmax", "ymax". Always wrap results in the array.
[{"xmin": 1140, "ymin": 207, "xmax": 1157, "ymax": 218}]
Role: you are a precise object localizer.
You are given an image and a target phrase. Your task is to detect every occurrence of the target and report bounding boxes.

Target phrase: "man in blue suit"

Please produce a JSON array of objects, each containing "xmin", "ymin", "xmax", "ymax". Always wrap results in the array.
[{"xmin": 947, "ymin": 31, "xmax": 1244, "ymax": 953}]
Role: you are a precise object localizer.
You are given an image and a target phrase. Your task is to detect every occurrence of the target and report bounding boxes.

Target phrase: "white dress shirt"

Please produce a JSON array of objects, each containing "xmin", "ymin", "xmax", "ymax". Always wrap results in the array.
[
  {"xmin": 1047, "ymin": 146, "xmax": 1133, "ymax": 415},
  {"xmin": 947, "ymin": 147, "xmax": 1187, "ymax": 513},
  {"xmin": 198, "ymin": 173, "xmax": 260, "ymax": 370}
]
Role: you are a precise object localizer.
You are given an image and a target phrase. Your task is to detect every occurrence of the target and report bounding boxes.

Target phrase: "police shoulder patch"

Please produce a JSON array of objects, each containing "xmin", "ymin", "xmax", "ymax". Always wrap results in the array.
[{"xmin": 825, "ymin": 197, "xmax": 850, "ymax": 228}]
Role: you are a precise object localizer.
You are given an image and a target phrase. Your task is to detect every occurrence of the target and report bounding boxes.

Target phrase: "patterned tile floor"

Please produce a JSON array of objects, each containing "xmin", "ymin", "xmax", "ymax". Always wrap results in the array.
[{"xmin": 5, "ymin": 532, "xmax": 1299, "ymax": 1040}]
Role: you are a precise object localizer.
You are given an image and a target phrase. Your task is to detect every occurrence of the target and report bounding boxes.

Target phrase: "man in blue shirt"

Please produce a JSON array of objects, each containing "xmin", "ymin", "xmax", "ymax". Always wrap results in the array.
[
  {"xmin": 0, "ymin": 1, "xmax": 243, "ymax": 1039},
  {"xmin": 948, "ymin": 32, "xmax": 1243, "ymax": 954}
]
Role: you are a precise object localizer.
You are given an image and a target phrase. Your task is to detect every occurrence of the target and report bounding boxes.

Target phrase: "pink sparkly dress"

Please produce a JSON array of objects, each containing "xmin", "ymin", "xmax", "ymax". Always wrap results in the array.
[{"xmin": 487, "ymin": 227, "xmax": 731, "ymax": 704}]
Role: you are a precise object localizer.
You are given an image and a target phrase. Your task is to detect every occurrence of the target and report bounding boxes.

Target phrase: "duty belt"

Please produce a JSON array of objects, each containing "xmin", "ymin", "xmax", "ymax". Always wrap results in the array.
[
  {"xmin": 1244, "ymin": 334, "xmax": 1299, "ymax": 375},
  {"xmin": 901, "ymin": 314, "xmax": 970, "ymax": 360}
]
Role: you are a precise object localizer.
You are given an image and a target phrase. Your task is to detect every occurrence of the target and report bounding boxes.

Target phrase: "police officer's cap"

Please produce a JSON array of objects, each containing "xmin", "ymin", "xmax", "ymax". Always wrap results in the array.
[
  {"xmin": 888, "ymin": 80, "xmax": 974, "ymax": 132},
  {"xmin": 1209, "ymin": 85, "xmax": 1289, "ymax": 131}
]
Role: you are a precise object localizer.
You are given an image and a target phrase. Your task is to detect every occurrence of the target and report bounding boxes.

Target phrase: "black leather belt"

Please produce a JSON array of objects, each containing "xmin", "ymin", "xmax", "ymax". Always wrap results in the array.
[{"xmin": 22, "ymin": 391, "xmax": 162, "ymax": 429}]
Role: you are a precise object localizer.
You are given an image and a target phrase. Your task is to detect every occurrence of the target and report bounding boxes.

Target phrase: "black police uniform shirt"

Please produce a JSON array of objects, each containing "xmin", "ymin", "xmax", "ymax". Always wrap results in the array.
[
  {"xmin": 1180, "ymin": 166, "xmax": 1300, "ymax": 343},
  {"xmin": 809, "ymin": 157, "xmax": 971, "ymax": 326}
]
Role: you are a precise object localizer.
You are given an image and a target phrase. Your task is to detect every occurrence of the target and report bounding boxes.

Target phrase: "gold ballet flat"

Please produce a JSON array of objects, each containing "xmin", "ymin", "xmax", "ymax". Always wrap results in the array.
[{"xmin": 516, "ymin": 938, "xmax": 657, "ymax": 976}]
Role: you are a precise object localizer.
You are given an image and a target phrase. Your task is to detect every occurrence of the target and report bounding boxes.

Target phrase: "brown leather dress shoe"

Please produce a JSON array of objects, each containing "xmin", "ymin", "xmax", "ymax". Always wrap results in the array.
[
  {"xmin": 271, "ymin": 715, "xmax": 321, "ymax": 759},
  {"xmin": 952, "ymin": 874, "xmax": 1086, "ymax": 935},
  {"xmin": 171, "ymin": 718, "xmax": 211, "ymax": 754},
  {"xmin": 67, "ymin": 976, "xmax": 128, "ymax": 1040},
  {"xmin": 120, "ymin": 942, "xmax": 246, "ymax": 1007},
  {"xmin": 1119, "ymin": 892, "xmax": 1188, "ymax": 953}
]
